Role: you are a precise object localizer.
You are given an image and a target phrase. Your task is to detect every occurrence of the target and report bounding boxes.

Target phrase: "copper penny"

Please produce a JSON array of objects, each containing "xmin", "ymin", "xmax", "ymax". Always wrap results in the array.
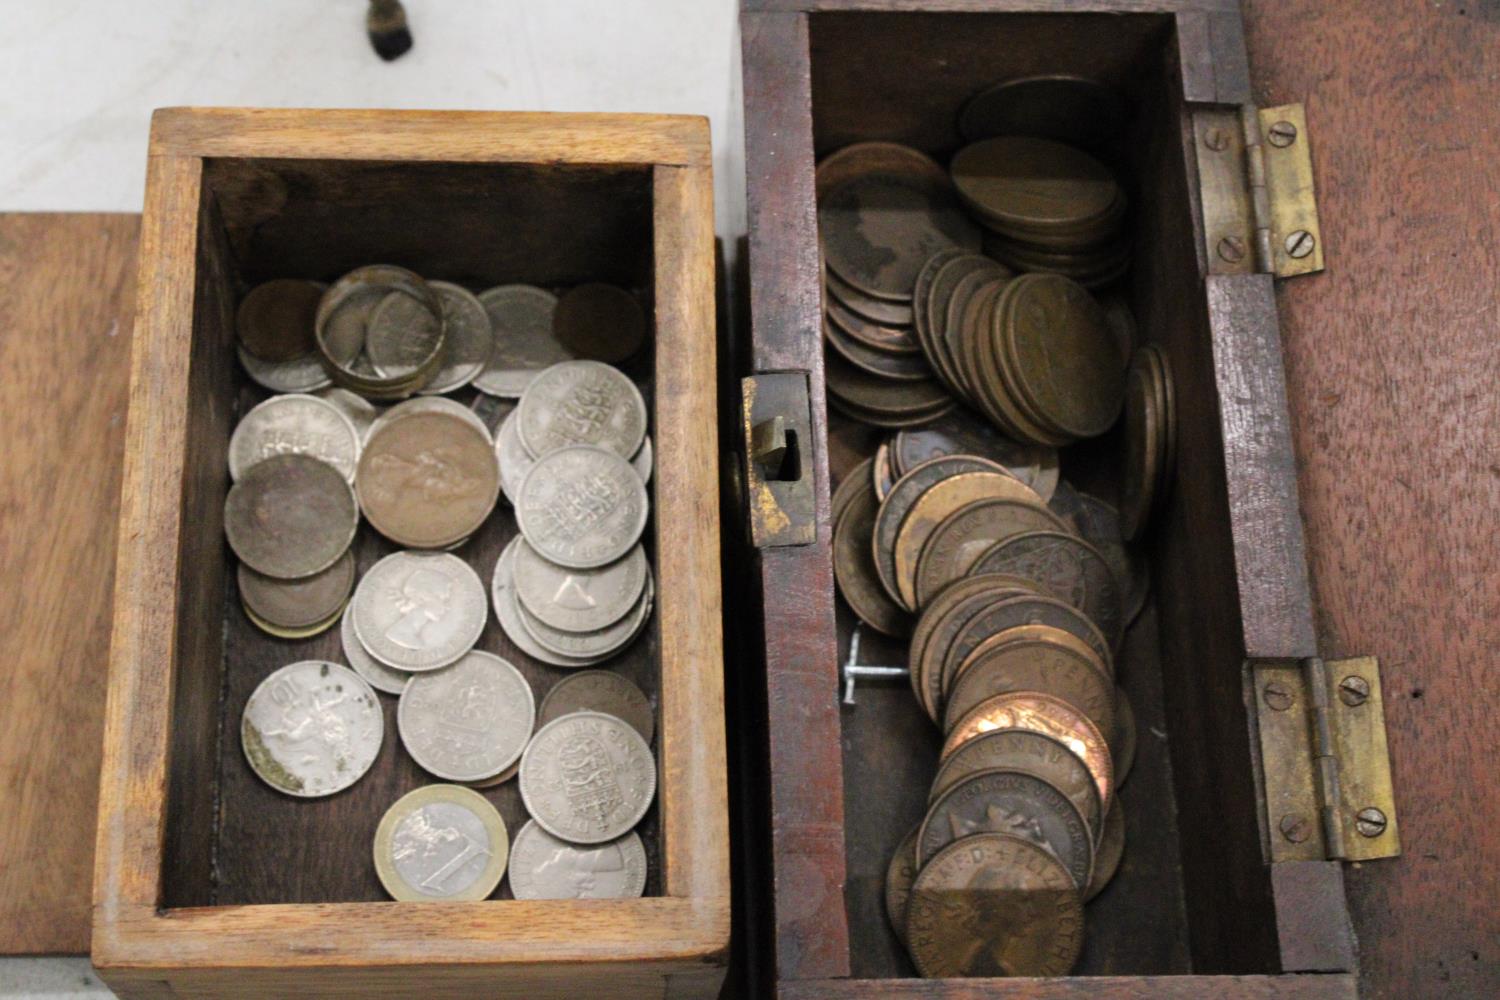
[
  {"xmin": 976, "ymin": 279, "xmax": 1073, "ymax": 447},
  {"xmin": 907, "ymin": 572, "xmax": 1028, "ymax": 710},
  {"xmin": 885, "ymin": 824, "xmax": 920, "ymax": 947},
  {"xmin": 826, "ymin": 291, "xmax": 920, "ymax": 355},
  {"xmin": 871, "ymin": 443, "xmax": 896, "ymax": 502},
  {"xmin": 871, "ymin": 456, "xmax": 1012, "ymax": 611},
  {"xmin": 237, "ymin": 548, "xmax": 355, "ymax": 631},
  {"xmin": 958, "ymin": 75, "xmax": 1128, "ymax": 150},
  {"xmin": 913, "ymin": 497, "xmax": 1070, "ymax": 609},
  {"xmin": 892, "ymin": 472, "xmax": 1041, "ymax": 610},
  {"xmin": 938, "ymin": 593, "xmax": 1113, "ymax": 709},
  {"xmin": 223, "ymin": 454, "xmax": 357, "ymax": 580},
  {"xmin": 832, "ymin": 457, "xmax": 874, "ymax": 525},
  {"xmin": 894, "ymin": 409, "xmax": 1059, "ymax": 502},
  {"xmin": 824, "ymin": 319, "xmax": 934, "ymax": 381},
  {"xmin": 1119, "ymin": 356, "xmax": 1161, "ymax": 541},
  {"xmin": 911, "ymin": 248, "xmax": 969, "ymax": 389},
  {"xmin": 942, "ymin": 691, "xmax": 1113, "ymax": 807},
  {"xmin": 943, "ymin": 624, "xmax": 1116, "ymax": 740},
  {"xmin": 1001, "ymin": 274, "xmax": 1124, "ymax": 440},
  {"xmin": 815, "ymin": 141, "xmax": 950, "ymax": 200},
  {"xmin": 1114, "ymin": 685, "xmax": 1137, "ymax": 787},
  {"xmin": 929, "ymin": 728, "xmax": 1102, "ymax": 842},
  {"xmin": 824, "ymin": 348, "xmax": 951, "ymax": 417},
  {"xmin": 917, "ymin": 768, "xmax": 1093, "ymax": 891},
  {"xmin": 1051, "ymin": 486, "xmax": 1150, "ymax": 629},
  {"xmin": 537, "ymin": 670, "xmax": 654, "ymax": 744},
  {"xmin": 1085, "ymin": 798, "xmax": 1125, "ymax": 902},
  {"xmin": 829, "ymin": 393, "xmax": 955, "ymax": 431},
  {"xmin": 971, "ymin": 529, "xmax": 1124, "ymax": 651},
  {"xmin": 825, "ymin": 267, "xmax": 915, "ymax": 326},
  {"xmin": 833, "ymin": 475, "xmax": 911, "ymax": 638},
  {"xmin": 552, "ymin": 283, "xmax": 646, "ymax": 365},
  {"xmin": 905, "ymin": 832, "xmax": 1084, "ymax": 978},
  {"xmin": 908, "ymin": 575, "xmax": 1038, "ymax": 724},
  {"xmin": 922, "ymin": 254, "xmax": 1003, "ymax": 396},
  {"xmin": 236, "ymin": 279, "xmax": 322, "ymax": 362},
  {"xmin": 357, "ymin": 409, "xmax": 501, "ymax": 548},
  {"xmin": 951, "ymin": 136, "xmax": 1120, "ymax": 232}
]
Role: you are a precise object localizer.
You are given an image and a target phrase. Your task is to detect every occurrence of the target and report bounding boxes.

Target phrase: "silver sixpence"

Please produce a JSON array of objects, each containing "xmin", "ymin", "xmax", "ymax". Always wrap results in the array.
[
  {"xmin": 373, "ymin": 784, "xmax": 509, "ymax": 902},
  {"xmin": 352, "ymin": 551, "xmax": 488, "ymax": 671},
  {"xmin": 495, "ymin": 409, "xmax": 535, "ymax": 506},
  {"xmin": 516, "ymin": 573, "xmax": 653, "ymax": 662},
  {"xmin": 515, "ymin": 445, "xmax": 649, "ymax": 569},
  {"xmin": 631, "ymin": 435, "xmax": 653, "ymax": 486},
  {"xmin": 519, "ymin": 711, "xmax": 657, "ymax": 844},
  {"xmin": 514, "ymin": 539, "xmax": 648, "ymax": 634},
  {"xmin": 538, "ymin": 670, "xmax": 654, "ymax": 744},
  {"xmin": 340, "ymin": 603, "xmax": 410, "ymax": 695},
  {"xmin": 228, "ymin": 393, "xmax": 360, "ymax": 482},
  {"xmin": 507, "ymin": 820, "xmax": 647, "ymax": 900},
  {"xmin": 515, "ymin": 360, "xmax": 648, "ymax": 459},
  {"xmin": 315, "ymin": 386, "xmax": 381, "ymax": 443},
  {"xmin": 240, "ymin": 660, "xmax": 382, "ymax": 798},
  {"xmin": 491, "ymin": 537, "xmax": 602, "ymax": 669},
  {"xmin": 238, "ymin": 345, "xmax": 331, "ymax": 393},
  {"xmin": 420, "ymin": 281, "xmax": 494, "ymax": 395},
  {"xmin": 398, "ymin": 650, "xmax": 535, "ymax": 782},
  {"xmin": 474, "ymin": 285, "xmax": 567, "ymax": 397}
]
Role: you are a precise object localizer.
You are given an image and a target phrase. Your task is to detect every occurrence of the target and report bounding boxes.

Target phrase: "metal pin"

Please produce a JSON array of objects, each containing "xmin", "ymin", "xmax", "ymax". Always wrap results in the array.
[{"xmin": 841, "ymin": 625, "xmax": 910, "ymax": 705}]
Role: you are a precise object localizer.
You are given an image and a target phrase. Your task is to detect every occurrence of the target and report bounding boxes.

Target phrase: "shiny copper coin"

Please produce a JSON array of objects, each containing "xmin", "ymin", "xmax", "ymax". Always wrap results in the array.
[
  {"xmin": 824, "ymin": 319, "xmax": 934, "ymax": 381},
  {"xmin": 827, "ymin": 293, "xmax": 921, "ymax": 355},
  {"xmin": 1085, "ymin": 798, "xmax": 1125, "ymax": 902},
  {"xmin": 894, "ymin": 408, "xmax": 1059, "ymax": 502},
  {"xmin": 552, "ymin": 283, "xmax": 646, "ymax": 365},
  {"xmin": 958, "ymin": 75, "xmax": 1128, "ymax": 150},
  {"xmin": 971, "ymin": 529, "xmax": 1124, "ymax": 651},
  {"xmin": 929, "ymin": 728, "xmax": 1102, "ymax": 842},
  {"xmin": 905, "ymin": 832, "xmax": 1084, "ymax": 978},
  {"xmin": 917, "ymin": 768, "xmax": 1093, "ymax": 891},
  {"xmin": 357, "ymin": 409, "xmax": 501, "ymax": 549},
  {"xmin": 893, "ymin": 471, "xmax": 1041, "ymax": 609},
  {"xmin": 907, "ymin": 572, "xmax": 1039, "ymax": 718},
  {"xmin": 826, "ymin": 268, "xmax": 915, "ymax": 326},
  {"xmin": 871, "ymin": 456, "xmax": 1013, "ymax": 611},
  {"xmin": 224, "ymin": 454, "xmax": 358, "ymax": 580},
  {"xmin": 833, "ymin": 476, "xmax": 912, "ymax": 638},
  {"xmin": 1114, "ymin": 684, "xmax": 1137, "ymax": 786},
  {"xmin": 237, "ymin": 548, "xmax": 356, "ymax": 631},
  {"xmin": 832, "ymin": 457, "xmax": 874, "ymax": 525},
  {"xmin": 1119, "ymin": 356, "xmax": 1161, "ymax": 541},
  {"xmin": 1001, "ymin": 274, "xmax": 1124, "ymax": 440},
  {"xmin": 871, "ymin": 442, "xmax": 896, "ymax": 502},
  {"xmin": 942, "ymin": 691, "xmax": 1113, "ymax": 807},
  {"xmin": 951, "ymin": 136, "xmax": 1120, "ymax": 232},
  {"xmin": 236, "ymin": 279, "xmax": 322, "ymax": 362},
  {"xmin": 885, "ymin": 825, "xmax": 920, "ymax": 946},
  {"xmin": 944, "ymin": 624, "xmax": 1116, "ymax": 740},
  {"xmin": 913, "ymin": 497, "xmax": 1070, "ymax": 609}
]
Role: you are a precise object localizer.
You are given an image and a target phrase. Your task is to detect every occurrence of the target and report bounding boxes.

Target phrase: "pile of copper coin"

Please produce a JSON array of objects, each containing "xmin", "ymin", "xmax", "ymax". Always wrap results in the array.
[
  {"xmin": 225, "ymin": 266, "xmax": 660, "ymax": 903},
  {"xmin": 823, "ymin": 77, "xmax": 1178, "ymax": 977}
]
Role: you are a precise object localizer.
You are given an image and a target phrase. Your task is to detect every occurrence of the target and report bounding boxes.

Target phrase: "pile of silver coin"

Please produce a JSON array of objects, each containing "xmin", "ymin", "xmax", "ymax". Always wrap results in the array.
[{"xmin": 228, "ymin": 267, "xmax": 660, "ymax": 902}]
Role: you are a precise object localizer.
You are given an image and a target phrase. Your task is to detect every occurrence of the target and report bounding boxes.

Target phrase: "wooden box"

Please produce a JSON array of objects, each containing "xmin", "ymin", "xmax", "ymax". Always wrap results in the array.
[
  {"xmin": 733, "ymin": 2, "xmax": 1363, "ymax": 997},
  {"xmin": 92, "ymin": 109, "xmax": 728, "ymax": 1000}
]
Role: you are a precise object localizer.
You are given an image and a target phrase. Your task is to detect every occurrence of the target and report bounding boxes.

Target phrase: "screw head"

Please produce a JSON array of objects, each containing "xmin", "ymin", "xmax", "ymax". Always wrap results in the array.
[
  {"xmin": 1204, "ymin": 127, "xmax": 1231, "ymax": 152},
  {"xmin": 1263, "ymin": 681, "xmax": 1294, "ymax": 712},
  {"xmin": 1279, "ymin": 813, "xmax": 1311, "ymax": 843},
  {"xmin": 1267, "ymin": 120, "xmax": 1299, "ymax": 147},
  {"xmin": 1338, "ymin": 675, "xmax": 1371, "ymax": 707},
  {"xmin": 1285, "ymin": 230, "xmax": 1316, "ymax": 259},
  {"xmin": 1217, "ymin": 235, "xmax": 1248, "ymax": 264},
  {"xmin": 1355, "ymin": 807, "xmax": 1388, "ymax": 838}
]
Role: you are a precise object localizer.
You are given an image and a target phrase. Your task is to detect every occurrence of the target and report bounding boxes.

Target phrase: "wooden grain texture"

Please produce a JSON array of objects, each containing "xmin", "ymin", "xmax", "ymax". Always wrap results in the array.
[
  {"xmin": 778, "ymin": 973, "xmax": 1357, "ymax": 999},
  {"xmin": 93, "ymin": 109, "xmax": 727, "ymax": 999},
  {"xmin": 0, "ymin": 213, "xmax": 138, "ymax": 954},
  {"xmin": 1242, "ymin": 1, "xmax": 1500, "ymax": 996}
]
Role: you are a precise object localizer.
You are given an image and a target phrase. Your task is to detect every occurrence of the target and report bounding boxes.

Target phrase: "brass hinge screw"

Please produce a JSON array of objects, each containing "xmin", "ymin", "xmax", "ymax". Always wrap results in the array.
[
  {"xmin": 1338, "ymin": 675, "xmax": 1370, "ymax": 707},
  {"xmin": 1266, "ymin": 120, "xmax": 1299, "ymax": 147}
]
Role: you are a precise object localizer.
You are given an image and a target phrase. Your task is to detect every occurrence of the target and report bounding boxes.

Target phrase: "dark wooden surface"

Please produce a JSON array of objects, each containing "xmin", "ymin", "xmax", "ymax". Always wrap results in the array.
[
  {"xmin": 779, "ymin": 973, "xmax": 1356, "ymax": 1000},
  {"xmin": 0, "ymin": 213, "xmax": 138, "ymax": 953},
  {"xmin": 1242, "ymin": 1, "xmax": 1500, "ymax": 996}
]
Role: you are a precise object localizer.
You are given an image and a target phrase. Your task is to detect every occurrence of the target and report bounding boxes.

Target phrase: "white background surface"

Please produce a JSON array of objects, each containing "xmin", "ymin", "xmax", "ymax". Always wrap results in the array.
[{"xmin": 0, "ymin": 1, "xmax": 741, "ymax": 995}]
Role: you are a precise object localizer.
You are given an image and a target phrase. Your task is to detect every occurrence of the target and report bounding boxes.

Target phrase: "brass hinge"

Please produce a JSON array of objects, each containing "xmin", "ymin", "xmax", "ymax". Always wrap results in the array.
[
  {"xmin": 740, "ymin": 371, "xmax": 816, "ymax": 548},
  {"xmin": 1194, "ymin": 103, "xmax": 1325, "ymax": 278},
  {"xmin": 1253, "ymin": 656, "xmax": 1400, "ymax": 863}
]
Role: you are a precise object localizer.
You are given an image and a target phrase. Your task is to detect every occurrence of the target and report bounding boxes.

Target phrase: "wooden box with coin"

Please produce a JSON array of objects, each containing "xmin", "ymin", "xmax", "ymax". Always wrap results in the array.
[
  {"xmin": 93, "ymin": 108, "xmax": 727, "ymax": 999},
  {"xmin": 734, "ymin": 2, "xmax": 1392, "ymax": 998}
]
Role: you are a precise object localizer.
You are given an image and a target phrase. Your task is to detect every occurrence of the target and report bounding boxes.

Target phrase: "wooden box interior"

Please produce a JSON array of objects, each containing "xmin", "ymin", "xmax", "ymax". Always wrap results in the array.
[
  {"xmin": 806, "ymin": 11, "xmax": 1280, "ymax": 978},
  {"xmin": 160, "ymin": 157, "xmax": 666, "ymax": 909}
]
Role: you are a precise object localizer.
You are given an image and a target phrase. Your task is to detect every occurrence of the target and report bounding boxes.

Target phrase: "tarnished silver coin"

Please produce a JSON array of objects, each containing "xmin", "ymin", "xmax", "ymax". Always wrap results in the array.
[
  {"xmin": 419, "ymin": 281, "xmax": 493, "ymax": 394},
  {"xmin": 237, "ymin": 345, "xmax": 331, "ymax": 393},
  {"xmin": 238, "ymin": 549, "xmax": 355, "ymax": 632},
  {"xmin": 538, "ymin": 670, "xmax": 654, "ymax": 744},
  {"xmin": 516, "ymin": 445, "xmax": 649, "ymax": 569},
  {"xmin": 631, "ymin": 435, "xmax": 653, "ymax": 486},
  {"xmin": 507, "ymin": 819, "xmax": 646, "ymax": 900},
  {"xmin": 373, "ymin": 784, "xmax": 508, "ymax": 902},
  {"xmin": 514, "ymin": 540, "xmax": 648, "ymax": 634},
  {"xmin": 516, "ymin": 572, "xmax": 654, "ymax": 662},
  {"xmin": 352, "ymin": 551, "xmax": 488, "ymax": 671},
  {"xmin": 398, "ymin": 650, "xmax": 535, "ymax": 782},
  {"xmin": 228, "ymin": 393, "xmax": 360, "ymax": 482},
  {"xmin": 515, "ymin": 360, "xmax": 648, "ymax": 459},
  {"xmin": 474, "ymin": 285, "xmax": 567, "ymax": 397},
  {"xmin": 240, "ymin": 660, "xmax": 382, "ymax": 798},
  {"xmin": 340, "ymin": 603, "xmax": 410, "ymax": 695},
  {"xmin": 365, "ymin": 289, "xmax": 444, "ymax": 380},
  {"xmin": 519, "ymin": 711, "xmax": 657, "ymax": 844},
  {"xmin": 495, "ymin": 409, "xmax": 535, "ymax": 506},
  {"xmin": 315, "ymin": 386, "xmax": 381, "ymax": 443},
  {"xmin": 490, "ymin": 537, "xmax": 602, "ymax": 668}
]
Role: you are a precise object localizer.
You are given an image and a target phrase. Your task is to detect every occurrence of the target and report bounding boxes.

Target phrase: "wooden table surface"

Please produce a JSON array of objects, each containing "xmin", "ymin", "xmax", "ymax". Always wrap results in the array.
[{"xmin": 3, "ymin": 3, "xmax": 1499, "ymax": 988}]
